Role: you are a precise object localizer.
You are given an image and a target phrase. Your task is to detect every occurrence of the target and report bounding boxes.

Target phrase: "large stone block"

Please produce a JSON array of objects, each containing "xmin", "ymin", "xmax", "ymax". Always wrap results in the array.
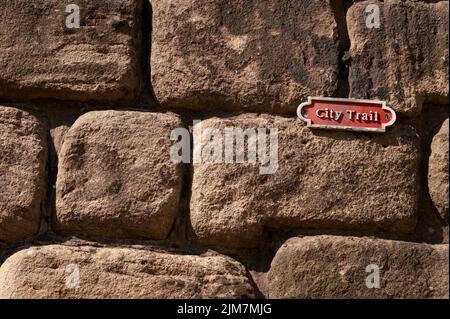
[
  {"xmin": 190, "ymin": 114, "xmax": 420, "ymax": 248},
  {"xmin": 55, "ymin": 111, "xmax": 184, "ymax": 240},
  {"xmin": 0, "ymin": 245, "xmax": 256, "ymax": 298},
  {"xmin": 151, "ymin": 0, "xmax": 339, "ymax": 114},
  {"xmin": 0, "ymin": 106, "xmax": 47, "ymax": 242},
  {"xmin": 347, "ymin": 0, "xmax": 449, "ymax": 116},
  {"xmin": 429, "ymin": 119, "xmax": 449, "ymax": 222},
  {"xmin": 0, "ymin": 0, "xmax": 142, "ymax": 101},
  {"xmin": 268, "ymin": 236, "xmax": 449, "ymax": 298}
]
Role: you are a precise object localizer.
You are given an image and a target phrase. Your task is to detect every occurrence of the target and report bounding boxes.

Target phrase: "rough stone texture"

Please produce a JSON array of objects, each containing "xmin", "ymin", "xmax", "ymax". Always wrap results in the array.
[
  {"xmin": 0, "ymin": 106, "xmax": 47, "ymax": 243},
  {"xmin": 151, "ymin": 0, "xmax": 339, "ymax": 114},
  {"xmin": 0, "ymin": 0, "xmax": 447, "ymax": 300},
  {"xmin": 347, "ymin": 0, "xmax": 449, "ymax": 116},
  {"xmin": 55, "ymin": 111, "xmax": 184, "ymax": 240},
  {"xmin": 268, "ymin": 236, "xmax": 449, "ymax": 299},
  {"xmin": 0, "ymin": 245, "xmax": 256, "ymax": 299},
  {"xmin": 429, "ymin": 119, "xmax": 449, "ymax": 222},
  {"xmin": 0, "ymin": 0, "xmax": 142, "ymax": 102},
  {"xmin": 190, "ymin": 114, "xmax": 420, "ymax": 248}
]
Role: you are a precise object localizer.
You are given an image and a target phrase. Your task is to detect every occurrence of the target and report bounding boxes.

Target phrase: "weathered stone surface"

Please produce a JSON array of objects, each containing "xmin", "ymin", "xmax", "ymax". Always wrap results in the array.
[
  {"xmin": 0, "ymin": 106, "xmax": 47, "ymax": 242},
  {"xmin": 151, "ymin": 0, "xmax": 339, "ymax": 114},
  {"xmin": 429, "ymin": 119, "xmax": 449, "ymax": 222},
  {"xmin": 268, "ymin": 236, "xmax": 449, "ymax": 299},
  {"xmin": 0, "ymin": 0, "xmax": 142, "ymax": 102},
  {"xmin": 0, "ymin": 245, "xmax": 256, "ymax": 299},
  {"xmin": 347, "ymin": 0, "xmax": 449, "ymax": 116},
  {"xmin": 191, "ymin": 114, "xmax": 420, "ymax": 248},
  {"xmin": 55, "ymin": 111, "xmax": 184, "ymax": 239}
]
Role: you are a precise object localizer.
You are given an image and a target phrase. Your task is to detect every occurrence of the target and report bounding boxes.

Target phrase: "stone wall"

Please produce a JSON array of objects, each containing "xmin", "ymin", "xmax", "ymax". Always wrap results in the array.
[{"xmin": 0, "ymin": 0, "xmax": 448, "ymax": 299}]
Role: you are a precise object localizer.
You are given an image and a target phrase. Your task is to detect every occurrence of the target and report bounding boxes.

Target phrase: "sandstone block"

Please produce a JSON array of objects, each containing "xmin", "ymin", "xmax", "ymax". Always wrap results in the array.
[
  {"xmin": 0, "ymin": 245, "xmax": 255, "ymax": 298},
  {"xmin": 0, "ymin": 106, "xmax": 47, "ymax": 242},
  {"xmin": 429, "ymin": 119, "xmax": 449, "ymax": 222},
  {"xmin": 190, "ymin": 114, "xmax": 420, "ymax": 248},
  {"xmin": 0, "ymin": 0, "xmax": 142, "ymax": 101},
  {"xmin": 347, "ymin": 0, "xmax": 449, "ymax": 116},
  {"xmin": 268, "ymin": 236, "xmax": 449, "ymax": 298},
  {"xmin": 55, "ymin": 111, "xmax": 184, "ymax": 240},
  {"xmin": 151, "ymin": 0, "xmax": 339, "ymax": 114}
]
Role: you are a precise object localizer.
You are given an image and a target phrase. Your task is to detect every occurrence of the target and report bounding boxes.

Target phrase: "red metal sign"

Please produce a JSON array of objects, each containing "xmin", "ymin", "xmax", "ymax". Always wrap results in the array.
[{"xmin": 297, "ymin": 97, "xmax": 396, "ymax": 133}]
